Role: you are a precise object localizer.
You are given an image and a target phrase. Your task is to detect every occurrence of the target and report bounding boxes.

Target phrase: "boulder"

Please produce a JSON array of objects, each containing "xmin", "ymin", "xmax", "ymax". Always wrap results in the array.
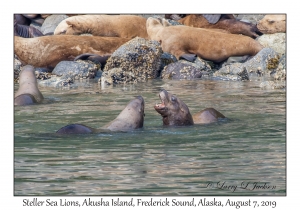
[
  {"xmin": 41, "ymin": 14, "xmax": 69, "ymax": 35},
  {"xmin": 256, "ymin": 33, "xmax": 286, "ymax": 55},
  {"xmin": 103, "ymin": 37, "xmax": 163, "ymax": 83}
]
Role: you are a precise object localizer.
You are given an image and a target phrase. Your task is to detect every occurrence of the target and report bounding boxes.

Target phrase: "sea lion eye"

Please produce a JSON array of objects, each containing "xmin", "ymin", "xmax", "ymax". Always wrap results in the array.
[{"xmin": 171, "ymin": 96, "xmax": 176, "ymax": 101}]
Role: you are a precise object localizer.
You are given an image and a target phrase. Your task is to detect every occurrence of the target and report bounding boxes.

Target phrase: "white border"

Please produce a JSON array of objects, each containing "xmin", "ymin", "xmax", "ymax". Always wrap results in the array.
[{"xmin": 5, "ymin": 1, "xmax": 296, "ymax": 209}]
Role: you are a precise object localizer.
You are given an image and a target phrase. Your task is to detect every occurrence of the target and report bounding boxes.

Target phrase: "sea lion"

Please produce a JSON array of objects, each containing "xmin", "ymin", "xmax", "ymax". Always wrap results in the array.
[
  {"xmin": 54, "ymin": 15, "xmax": 149, "ymax": 39},
  {"xmin": 14, "ymin": 20, "xmax": 44, "ymax": 38},
  {"xmin": 257, "ymin": 14, "xmax": 286, "ymax": 34},
  {"xmin": 154, "ymin": 90, "xmax": 225, "ymax": 126},
  {"xmin": 177, "ymin": 14, "xmax": 263, "ymax": 39},
  {"xmin": 56, "ymin": 96, "xmax": 145, "ymax": 134},
  {"xmin": 192, "ymin": 108, "xmax": 225, "ymax": 124},
  {"xmin": 74, "ymin": 53, "xmax": 110, "ymax": 69},
  {"xmin": 14, "ymin": 65, "xmax": 43, "ymax": 106},
  {"xmin": 14, "ymin": 35, "xmax": 130, "ymax": 68},
  {"xmin": 146, "ymin": 17, "xmax": 264, "ymax": 63},
  {"xmin": 14, "ymin": 14, "xmax": 30, "ymax": 25}
]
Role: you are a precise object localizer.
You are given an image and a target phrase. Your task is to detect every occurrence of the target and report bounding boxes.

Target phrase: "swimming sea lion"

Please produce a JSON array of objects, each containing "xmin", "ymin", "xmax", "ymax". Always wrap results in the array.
[
  {"xmin": 178, "ymin": 14, "xmax": 263, "ymax": 38},
  {"xmin": 154, "ymin": 90, "xmax": 225, "ymax": 126},
  {"xmin": 14, "ymin": 35, "xmax": 130, "ymax": 68},
  {"xmin": 14, "ymin": 65, "xmax": 43, "ymax": 106},
  {"xmin": 192, "ymin": 108, "xmax": 225, "ymax": 124},
  {"xmin": 146, "ymin": 17, "xmax": 264, "ymax": 63},
  {"xmin": 54, "ymin": 15, "xmax": 149, "ymax": 39},
  {"xmin": 56, "ymin": 96, "xmax": 145, "ymax": 134}
]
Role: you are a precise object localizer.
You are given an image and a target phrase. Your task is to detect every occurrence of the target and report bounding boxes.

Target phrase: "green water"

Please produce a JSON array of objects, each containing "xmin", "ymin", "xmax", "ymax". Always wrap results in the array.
[{"xmin": 14, "ymin": 79, "xmax": 286, "ymax": 196}]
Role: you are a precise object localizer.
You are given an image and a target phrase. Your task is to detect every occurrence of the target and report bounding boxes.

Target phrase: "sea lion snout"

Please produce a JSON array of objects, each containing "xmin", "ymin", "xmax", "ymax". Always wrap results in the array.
[{"xmin": 154, "ymin": 90, "xmax": 194, "ymax": 126}]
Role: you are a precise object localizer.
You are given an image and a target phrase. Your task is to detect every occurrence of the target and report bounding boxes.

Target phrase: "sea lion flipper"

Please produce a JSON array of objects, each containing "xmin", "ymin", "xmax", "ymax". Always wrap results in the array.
[{"xmin": 179, "ymin": 53, "xmax": 197, "ymax": 62}]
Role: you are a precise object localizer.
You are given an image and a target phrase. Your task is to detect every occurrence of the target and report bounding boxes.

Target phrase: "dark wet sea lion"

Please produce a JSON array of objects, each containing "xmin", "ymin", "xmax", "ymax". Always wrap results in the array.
[
  {"xmin": 74, "ymin": 53, "xmax": 110, "ymax": 68},
  {"xmin": 146, "ymin": 17, "xmax": 263, "ymax": 63},
  {"xmin": 154, "ymin": 90, "xmax": 225, "ymax": 126},
  {"xmin": 56, "ymin": 96, "xmax": 145, "ymax": 134},
  {"xmin": 154, "ymin": 90, "xmax": 194, "ymax": 126},
  {"xmin": 14, "ymin": 65, "xmax": 43, "ymax": 106},
  {"xmin": 14, "ymin": 35, "xmax": 130, "ymax": 68},
  {"xmin": 14, "ymin": 14, "xmax": 30, "ymax": 25},
  {"xmin": 55, "ymin": 124, "xmax": 95, "ymax": 134},
  {"xmin": 14, "ymin": 21, "xmax": 44, "ymax": 38},
  {"xmin": 178, "ymin": 14, "xmax": 263, "ymax": 39}
]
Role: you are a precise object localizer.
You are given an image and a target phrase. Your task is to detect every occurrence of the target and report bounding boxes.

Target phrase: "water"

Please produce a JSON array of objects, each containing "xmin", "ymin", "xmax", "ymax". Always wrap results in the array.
[{"xmin": 14, "ymin": 79, "xmax": 286, "ymax": 196}]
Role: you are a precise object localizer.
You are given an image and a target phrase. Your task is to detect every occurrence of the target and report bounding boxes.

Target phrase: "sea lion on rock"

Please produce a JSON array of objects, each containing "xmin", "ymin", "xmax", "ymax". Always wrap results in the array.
[
  {"xmin": 14, "ymin": 65, "xmax": 43, "ymax": 106},
  {"xmin": 14, "ymin": 35, "xmax": 130, "ymax": 68},
  {"xmin": 56, "ymin": 96, "xmax": 145, "ymax": 134},
  {"xmin": 74, "ymin": 53, "xmax": 110, "ymax": 68},
  {"xmin": 14, "ymin": 14, "xmax": 30, "ymax": 25},
  {"xmin": 146, "ymin": 17, "xmax": 264, "ymax": 63},
  {"xmin": 257, "ymin": 15, "xmax": 286, "ymax": 34},
  {"xmin": 14, "ymin": 20, "xmax": 44, "ymax": 38},
  {"xmin": 54, "ymin": 15, "xmax": 149, "ymax": 39},
  {"xmin": 175, "ymin": 14, "xmax": 263, "ymax": 38},
  {"xmin": 154, "ymin": 90, "xmax": 225, "ymax": 126}
]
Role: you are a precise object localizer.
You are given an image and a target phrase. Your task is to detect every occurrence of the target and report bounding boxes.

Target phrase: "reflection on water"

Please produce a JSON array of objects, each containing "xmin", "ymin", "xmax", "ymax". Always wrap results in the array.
[{"xmin": 14, "ymin": 79, "xmax": 286, "ymax": 195}]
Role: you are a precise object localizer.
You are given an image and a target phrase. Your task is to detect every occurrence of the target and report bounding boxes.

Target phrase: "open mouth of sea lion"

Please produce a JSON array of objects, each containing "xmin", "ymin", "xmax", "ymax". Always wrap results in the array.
[{"xmin": 154, "ymin": 90, "xmax": 169, "ymax": 115}]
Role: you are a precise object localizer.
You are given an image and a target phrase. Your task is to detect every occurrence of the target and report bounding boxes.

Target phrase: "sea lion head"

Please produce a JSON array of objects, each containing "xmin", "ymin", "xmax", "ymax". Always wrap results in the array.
[
  {"xmin": 154, "ymin": 90, "xmax": 194, "ymax": 126},
  {"xmin": 146, "ymin": 17, "xmax": 164, "ymax": 41},
  {"xmin": 14, "ymin": 65, "xmax": 43, "ymax": 104},
  {"xmin": 53, "ymin": 19, "xmax": 70, "ymax": 35},
  {"xmin": 105, "ymin": 95, "xmax": 145, "ymax": 131}
]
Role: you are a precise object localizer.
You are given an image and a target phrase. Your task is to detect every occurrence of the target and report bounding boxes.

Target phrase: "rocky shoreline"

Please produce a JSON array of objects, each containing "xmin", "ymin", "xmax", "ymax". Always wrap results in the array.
[{"xmin": 14, "ymin": 14, "xmax": 286, "ymax": 90}]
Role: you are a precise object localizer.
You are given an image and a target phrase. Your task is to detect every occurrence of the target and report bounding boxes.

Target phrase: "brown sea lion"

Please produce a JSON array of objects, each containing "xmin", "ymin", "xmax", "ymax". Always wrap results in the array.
[
  {"xmin": 53, "ymin": 15, "xmax": 149, "ymax": 39},
  {"xmin": 176, "ymin": 14, "xmax": 263, "ymax": 38},
  {"xmin": 154, "ymin": 90, "xmax": 225, "ymax": 126},
  {"xmin": 56, "ymin": 96, "xmax": 145, "ymax": 134},
  {"xmin": 257, "ymin": 15, "xmax": 286, "ymax": 34},
  {"xmin": 14, "ymin": 35, "xmax": 130, "ymax": 68},
  {"xmin": 146, "ymin": 17, "xmax": 264, "ymax": 63},
  {"xmin": 14, "ymin": 65, "xmax": 43, "ymax": 106},
  {"xmin": 192, "ymin": 108, "xmax": 225, "ymax": 124}
]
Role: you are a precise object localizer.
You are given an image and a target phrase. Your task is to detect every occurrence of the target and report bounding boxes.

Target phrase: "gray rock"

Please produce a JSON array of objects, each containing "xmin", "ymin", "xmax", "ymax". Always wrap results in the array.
[
  {"xmin": 160, "ymin": 52, "xmax": 177, "ymax": 73},
  {"xmin": 234, "ymin": 14, "xmax": 266, "ymax": 24},
  {"xmin": 213, "ymin": 48, "xmax": 281, "ymax": 81},
  {"xmin": 14, "ymin": 56, "xmax": 23, "ymax": 82},
  {"xmin": 100, "ymin": 68, "xmax": 137, "ymax": 85},
  {"xmin": 161, "ymin": 61, "xmax": 202, "ymax": 80},
  {"xmin": 41, "ymin": 15, "xmax": 69, "ymax": 35},
  {"xmin": 37, "ymin": 75, "xmax": 74, "ymax": 88},
  {"xmin": 29, "ymin": 21, "xmax": 42, "ymax": 32},
  {"xmin": 104, "ymin": 37, "xmax": 163, "ymax": 83},
  {"xmin": 270, "ymin": 54, "xmax": 286, "ymax": 81},
  {"xmin": 259, "ymin": 81, "xmax": 286, "ymax": 89},
  {"xmin": 161, "ymin": 57, "xmax": 213, "ymax": 80},
  {"xmin": 256, "ymin": 33, "xmax": 286, "ymax": 56},
  {"xmin": 52, "ymin": 60, "xmax": 100, "ymax": 79}
]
